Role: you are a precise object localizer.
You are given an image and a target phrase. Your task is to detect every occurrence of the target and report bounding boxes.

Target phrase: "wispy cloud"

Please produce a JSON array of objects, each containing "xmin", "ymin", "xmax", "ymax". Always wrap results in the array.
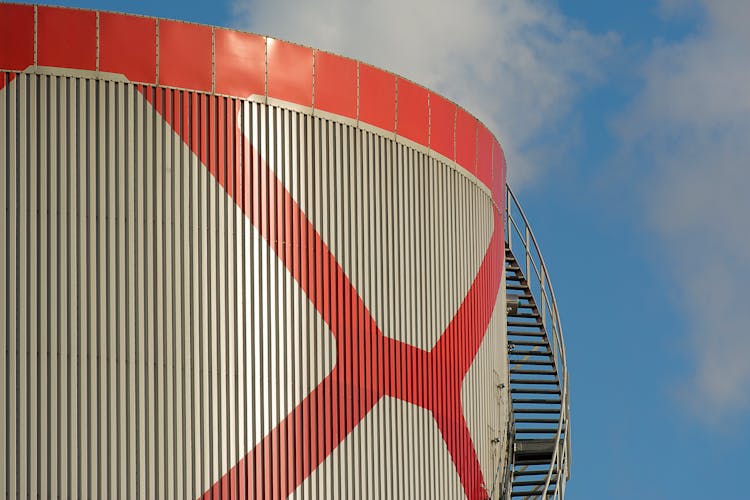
[
  {"xmin": 232, "ymin": 0, "xmax": 615, "ymax": 186},
  {"xmin": 618, "ymin": 0, "xmax": 750, "ymax": 421}
]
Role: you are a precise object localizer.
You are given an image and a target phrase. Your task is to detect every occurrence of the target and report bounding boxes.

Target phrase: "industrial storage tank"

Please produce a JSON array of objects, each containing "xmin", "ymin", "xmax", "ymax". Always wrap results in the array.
[{"xmin": 1, "ymin": 4, "xmax": 569, "ymax": 499}]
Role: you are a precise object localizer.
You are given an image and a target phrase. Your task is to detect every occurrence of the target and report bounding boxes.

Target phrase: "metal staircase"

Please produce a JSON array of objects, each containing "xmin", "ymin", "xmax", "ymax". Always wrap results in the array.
[{"xmin": 503, "ymin": 186, "xmax": 570, "ymax": 499}]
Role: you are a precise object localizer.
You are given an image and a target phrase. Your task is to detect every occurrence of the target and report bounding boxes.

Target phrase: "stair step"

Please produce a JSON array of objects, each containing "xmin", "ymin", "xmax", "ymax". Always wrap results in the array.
[
  {"xmin": 512, "ymin": 469, "xmax": 552, "ymax": 477},
  {"xmin": 510, "ymin": 359, "xmax": 555, "ymax": 366},
  {"xmin": 514, "ymin": 438, "xmax": 556, "ymax": 464},
  {"xmin": 510, "ymin": 356, "xmax": 554, "ymax": 364},
  {"xmin": 513, "ymin": 398, "xmax": 561, "ymax": 404},
  {"xmin": 511, "ymin": 492, "xmax": 556, "ymax": 498},
  {"xmin": 515, "ymin": 418, "xmax": 560, "ymax": 424},
  {"xmin": 513, "ymin": 408, "xmax": 561, "ymax": 414},
  {"xmin": 509, "ymin": 303, "xmax": 537, "ymax": 309},
  {"xmin": 507, "ymin": 320, "xmax": 543, "ymax": 328},
  {"xmin": 507, "ymin": 298, "xmax": 534, "ymax": 305},
  {"xmin": 510, "ymin": 375, "xmax": 558, "ymax": 381},
  {"xmin": 510, "ymin": 368, "xmax": 557, "ymax": 375},
  {"xmin": 511, "ymin": 381, "xmax": 559, "ymax": 388},
  {"xmin": 511, "ymin": 487, "xmax": 555, "ymax": 496},
  {"xmin": 512, "ymin": 478, "xmax": 556, "ymax": 487},
  {"xmin": 511, "ymin": 388, "xmax": 560, "ymax": 394},
  {"xmin": 511, "ymin": 380, "xmax": 559, "ymax": 387},
  {"xmin": 510, "ymin": 378, "xmax": 559, "ymax": 385},
  {"xmin": 507, "ymin": 284, "xmax": 529, "ymax": 291},
  {"xmin": 515, "ymin": 305, "xmax": 539, "ymax": 312},
  {"xmin": 507, "ymin": 330, "xmax": 547, "ymax": 338},
  {"xmin": 508, "ymin": 312, "xmax": 540, "ymax": 319},
  {"xmin": 509, "ymin": 349, "xmax": 553, "ymax": 357},
  {"xmin": 515, "ymin": 457, "xmax": 558, "ymax": 466},
  {"xmin": 508, "ymin": 339, "xmax": 548, "ymax": 347},
  {"xmin": 507, "ymin": 301, "xmax": 537, "ymax": 309},
  {"xmin": 515, "ymin": 428, "xmax": 559, "ymax": 434}
]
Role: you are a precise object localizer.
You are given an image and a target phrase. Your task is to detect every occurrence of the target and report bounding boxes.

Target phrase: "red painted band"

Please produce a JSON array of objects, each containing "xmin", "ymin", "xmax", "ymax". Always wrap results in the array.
[
  {"xmin": 141, "ymin": 89, "xmax": 502, "ymax": 499},
  {"xmin": 0, "ymin": 4, "xmax": 506, "ymax": 193}
]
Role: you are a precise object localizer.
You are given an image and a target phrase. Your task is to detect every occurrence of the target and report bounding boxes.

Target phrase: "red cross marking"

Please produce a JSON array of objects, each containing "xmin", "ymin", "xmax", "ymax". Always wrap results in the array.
[{"xmin": 141, "ymin": 89, "xmax": 503, "ymax": 500}]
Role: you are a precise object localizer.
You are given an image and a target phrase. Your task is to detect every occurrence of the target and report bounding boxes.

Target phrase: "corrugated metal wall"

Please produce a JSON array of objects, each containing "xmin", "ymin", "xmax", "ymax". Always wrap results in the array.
[{"xmin": 1, "ymin": 70, "xmax": 507, "ymax": 499}]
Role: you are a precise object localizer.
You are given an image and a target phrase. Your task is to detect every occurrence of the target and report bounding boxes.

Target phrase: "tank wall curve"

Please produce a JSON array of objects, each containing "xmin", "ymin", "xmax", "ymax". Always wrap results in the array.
[{"xmin": 1, "ymin": 5, "xmax": 509, "ymax": 500}]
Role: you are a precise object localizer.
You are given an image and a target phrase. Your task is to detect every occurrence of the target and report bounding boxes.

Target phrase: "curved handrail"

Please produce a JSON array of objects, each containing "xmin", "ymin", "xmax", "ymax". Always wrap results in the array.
[
  {"xmin": 505, "ymin": 185, "xmax": 571, "ymax": 499},
  {"xmin": 487, "ymin": 383, "xmax": 515, "ymax": 500}
]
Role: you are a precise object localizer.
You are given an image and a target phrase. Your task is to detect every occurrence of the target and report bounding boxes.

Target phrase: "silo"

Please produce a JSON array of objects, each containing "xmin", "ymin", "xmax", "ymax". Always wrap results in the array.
[{"xmin": 0, "ymin": 4, "xmax": 572, "ymax": 500}]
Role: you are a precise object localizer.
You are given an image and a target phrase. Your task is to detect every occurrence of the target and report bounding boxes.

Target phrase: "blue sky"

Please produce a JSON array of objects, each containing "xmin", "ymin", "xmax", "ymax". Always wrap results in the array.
[{"xmin": 19, "ymin": 0, "xmax": 750, "ymax": 497}]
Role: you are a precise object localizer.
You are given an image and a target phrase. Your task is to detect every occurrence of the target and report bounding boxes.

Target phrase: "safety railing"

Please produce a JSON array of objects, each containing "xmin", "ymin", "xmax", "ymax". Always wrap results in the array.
[
  {"xmin": 505, "ymin": 185, "xmax": 571, "ymax": 499},
  {"xmin": 486, "ymin": 388, "xmax": 515, "ymax": 500}
]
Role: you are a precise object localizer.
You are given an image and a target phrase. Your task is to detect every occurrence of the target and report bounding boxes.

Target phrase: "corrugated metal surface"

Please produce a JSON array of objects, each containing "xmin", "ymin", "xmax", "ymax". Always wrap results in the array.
[
  {"xmin": 1, "ymin": 70, "xmax": 506, "ymax": 499},
  {"xmin": 0, "ymin": 3, "xmax": 508, "ymax": 207}
]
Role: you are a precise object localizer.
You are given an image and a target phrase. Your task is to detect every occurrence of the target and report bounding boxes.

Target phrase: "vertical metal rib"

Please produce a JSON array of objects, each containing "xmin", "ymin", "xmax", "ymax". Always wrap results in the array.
[{"xmin": 1, "ymin": 69, "xmax": 507, "ymax": 499}]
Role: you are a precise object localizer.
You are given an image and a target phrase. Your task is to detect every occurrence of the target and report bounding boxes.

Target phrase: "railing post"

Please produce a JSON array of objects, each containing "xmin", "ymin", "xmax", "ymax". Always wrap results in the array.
[
  {"xmin": 540, "ymin": 267, "xmax": 547, "ymax": 330},
  {"xmin": 551, "ymin": 323, "xmax": 559, "ymax": 360},
  {"xmin": 506, "ymin": 188, "xmax": 512, "ymax": 251},
  {"xmin": 524, "ymin": 227, "xmax": 531, "ymax": 279}
]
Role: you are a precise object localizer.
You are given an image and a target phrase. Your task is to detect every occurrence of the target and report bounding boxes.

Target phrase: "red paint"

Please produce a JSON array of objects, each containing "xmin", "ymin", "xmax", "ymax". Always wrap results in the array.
[
  {"xmin": 159, "ymin": 20, "xmax": 212, "ymax": 91},
  {"xmin": 429, "ymin": 92, "xmax": 455, "ymax": 160},
  {"xmin": 0, "ymin": 5, "xmax": 507, "ymax": 489},
  {"xmin": 99, "ymin": 13, "xmax": 157, "ymax": 83},
  {"xmin": 215, "ymin": 29, "xmax": 265, "ymax": 98},
  {"xmin": 396, "ymin": 78, "xmax": 428, "ymax": 145},
  {"xmin": 267, "ymin": 39, "xmax": 313, "ymax": 107},
  {"xmin": 0, "ymin": 5, "xmax": 503, "ymax": 193},
  {"xmin": 141, "ymin": 90, "xmax": 502, "ymax": 500},
  {"xmin": 477, "ymin": 124, "xmax": 493, "ymax": 189},
  {"xmin": 0, "ymin": 5, "xmax": 501, "ymax": 192},
  {"xmin": 38, "ymin": 6, "xmax": 96, "ymax": 71},
  {"xmin": 456, "ymin": 108, "xmax": 477, "ymax": 175},
  {"xmin": 0, "ymin": 3, "xmax": 34, "ymax": 71},
  {"xmin": 314, "ymin": 51, "xmax": 356, "ymax": 119},
  {"xmin": 359, "ymin": 64, "xmax": 396, "ymax": 132}
]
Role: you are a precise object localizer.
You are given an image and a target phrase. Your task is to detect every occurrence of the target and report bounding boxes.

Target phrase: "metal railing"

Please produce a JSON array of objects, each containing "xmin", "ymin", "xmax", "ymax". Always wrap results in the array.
[
  {"xmin": 486, "ymin": 391, "xmax": 515, "ymax": 500},
  {"xmin": 505, "ymin": 185, "xmax": 571, "ymax": 499}
]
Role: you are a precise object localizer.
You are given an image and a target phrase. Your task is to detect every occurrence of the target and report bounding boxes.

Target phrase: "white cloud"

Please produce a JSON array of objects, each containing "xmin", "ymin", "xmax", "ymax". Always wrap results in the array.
[
  {"xmin": 232, "ymin": 0, "xmax": 615, "ymax": 186},
  {"xmin": 618, "ymin": 0, "xmax": 750, "ymax": 421}
]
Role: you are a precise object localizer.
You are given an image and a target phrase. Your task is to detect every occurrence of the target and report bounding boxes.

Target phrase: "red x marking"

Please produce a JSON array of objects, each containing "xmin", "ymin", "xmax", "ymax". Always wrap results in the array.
[{"xmin": 142, "ymin": 90, "xmax": 503, "ymax": 500}]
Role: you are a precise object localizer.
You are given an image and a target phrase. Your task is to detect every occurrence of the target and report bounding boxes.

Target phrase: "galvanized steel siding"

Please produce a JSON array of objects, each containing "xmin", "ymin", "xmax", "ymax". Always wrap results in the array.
[{"xmin": 1, "ymin": 70, "xmax": 506, "ymax": 499}]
